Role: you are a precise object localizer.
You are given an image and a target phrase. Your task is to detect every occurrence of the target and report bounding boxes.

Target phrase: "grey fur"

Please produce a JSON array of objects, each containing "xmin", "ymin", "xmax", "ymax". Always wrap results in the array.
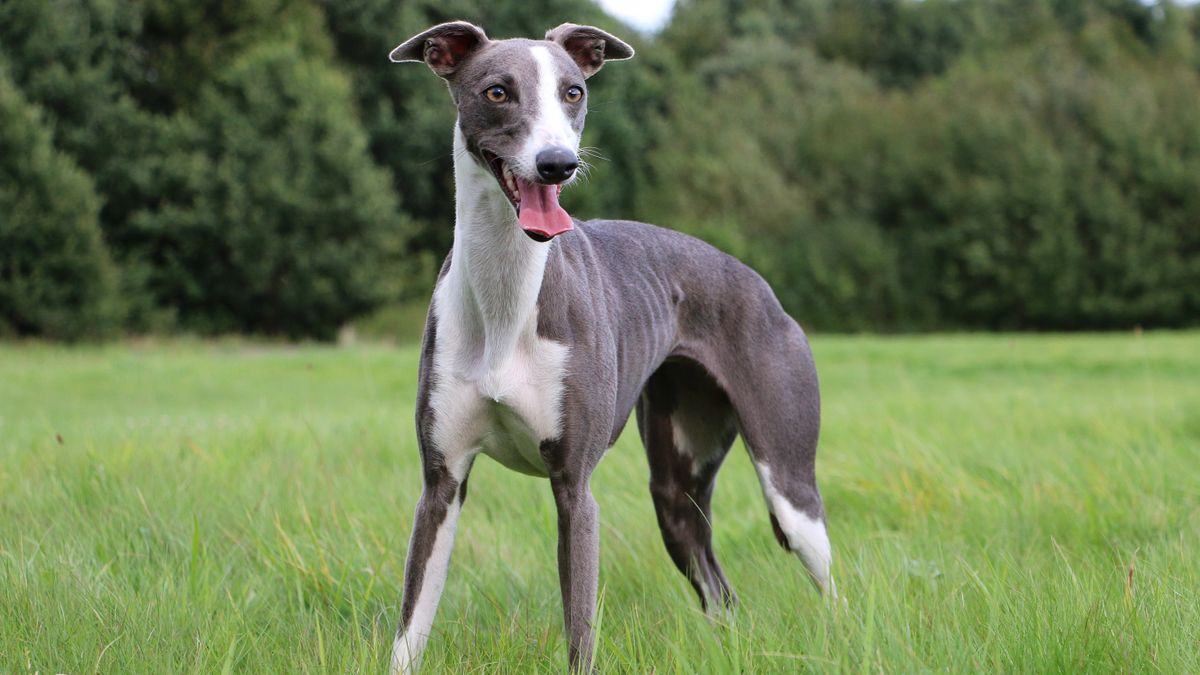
[
  {"xmin": 450, "ymin": 40, "xmax": 584, "ymax": 169},
  {"xmin": 392, "ymin": 21, "xmax": 830, "ymax": 674}
]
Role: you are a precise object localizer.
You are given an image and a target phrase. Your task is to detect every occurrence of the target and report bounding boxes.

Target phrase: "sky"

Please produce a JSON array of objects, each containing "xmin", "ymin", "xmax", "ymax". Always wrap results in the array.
[
  {"xmin": 594, "ymin": 0, "xmax": 676, "ymax": 32},
  {"xmin": 596, "ymin": 0, "xmax": 1199, "ymax": 33}
]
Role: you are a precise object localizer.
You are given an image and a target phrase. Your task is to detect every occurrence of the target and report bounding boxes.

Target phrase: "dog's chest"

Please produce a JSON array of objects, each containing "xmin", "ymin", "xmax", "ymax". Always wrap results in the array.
[{"xmin": 427, "ymin": 306, "xmax": 569, "ymax": 477}]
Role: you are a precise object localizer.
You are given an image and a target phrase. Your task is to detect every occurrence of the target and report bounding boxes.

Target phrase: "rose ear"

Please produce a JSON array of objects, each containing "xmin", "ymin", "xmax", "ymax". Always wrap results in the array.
[
  {"xmin": 544, "ymin": 23, "xmax": 634, "ymax": 79},
  {"xmin": 389, "ymin": 21, "xmax": 489, "ymax": 78}
]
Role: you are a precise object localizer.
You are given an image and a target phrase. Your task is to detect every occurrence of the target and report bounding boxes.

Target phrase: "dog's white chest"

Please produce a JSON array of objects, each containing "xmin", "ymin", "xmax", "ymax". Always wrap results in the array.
[{"xmin": 427, "ymin": 305, "xmax": 568, "ymax": 478}]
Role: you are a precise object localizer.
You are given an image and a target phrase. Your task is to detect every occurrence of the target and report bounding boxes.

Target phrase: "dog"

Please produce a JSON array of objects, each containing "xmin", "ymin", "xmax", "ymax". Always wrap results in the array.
[{"xmin": 389, "ymin": 21, "xmax": 834, "ymax": 673}]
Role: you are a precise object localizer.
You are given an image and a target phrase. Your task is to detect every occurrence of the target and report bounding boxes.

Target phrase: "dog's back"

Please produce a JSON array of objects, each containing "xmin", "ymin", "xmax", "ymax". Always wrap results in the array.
[{"xmin": 541, "ymin": 217, "xmax": 814, "ymax": 423}]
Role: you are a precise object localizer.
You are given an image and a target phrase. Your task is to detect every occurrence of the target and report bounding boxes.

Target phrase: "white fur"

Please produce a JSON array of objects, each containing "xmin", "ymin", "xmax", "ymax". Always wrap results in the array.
[
  {"xmin": 518, "ymin": 45, "xmax": 580, "ymax": 171},
  {"xmin": 426, "ymin": 126, "xmax": 570, "ymax": 477},
  {"xmin": 391, "ymin": 497, "xmax": 462, "ymax": 675},
  {"xmin": 390, "ymin": 123, "xmax": 571, "ymax": 671},
  {"xmin": 670, "ymin": 410, "xmax": 729, "ymax": 477},
  {"xmin": 752, "ymin": 463, "xmax": 835, "ymax": 596}
]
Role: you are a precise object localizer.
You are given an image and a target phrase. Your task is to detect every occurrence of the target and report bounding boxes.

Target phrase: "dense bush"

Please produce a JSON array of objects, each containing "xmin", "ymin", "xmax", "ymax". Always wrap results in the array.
[
  {"xmin": 648, "ymin": 0, "xmax": 1200, "ymax": 331},
  {"xmin": 1, "ymin": 0, "xmax": 1197, "ymax": 338},
  {"xmin": 0, "ymin": 66, "xmax": 121, "ymax": 340},
  {"xmin": 126, "ymin": 41, "xmax": 414, "ymax": 339},
  {"xmin": 0, "ymin": 0, "xmax": 417, "ymax": 338}
]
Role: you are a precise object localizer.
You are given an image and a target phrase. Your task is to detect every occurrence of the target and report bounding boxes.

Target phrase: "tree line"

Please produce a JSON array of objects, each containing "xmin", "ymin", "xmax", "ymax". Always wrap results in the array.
[{"xmin": 2, "ymin": 0, "xmax": 1198, "ymax": 340}]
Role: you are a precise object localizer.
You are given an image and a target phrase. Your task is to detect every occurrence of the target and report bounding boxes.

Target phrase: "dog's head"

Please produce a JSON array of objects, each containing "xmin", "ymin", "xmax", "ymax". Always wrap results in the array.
[{"xmin": 391, "ymin": 22, "xmax": 634, "ymax": 241}]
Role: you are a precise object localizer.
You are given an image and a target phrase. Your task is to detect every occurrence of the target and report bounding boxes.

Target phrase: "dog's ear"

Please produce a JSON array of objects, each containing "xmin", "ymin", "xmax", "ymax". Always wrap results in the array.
[
  {"xmin": 390, "ymin": 21, "xmax": 489, "ymax": 78},
  {"xmin": 545, "ymin": 23, "xmax": 634, "ymax": 79}
]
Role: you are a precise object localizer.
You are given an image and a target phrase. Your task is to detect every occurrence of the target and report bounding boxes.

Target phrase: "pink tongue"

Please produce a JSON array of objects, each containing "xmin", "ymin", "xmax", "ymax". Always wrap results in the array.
[{"xmin": 516, "ymin": 177, "xmax": 573, "ymax": 239}]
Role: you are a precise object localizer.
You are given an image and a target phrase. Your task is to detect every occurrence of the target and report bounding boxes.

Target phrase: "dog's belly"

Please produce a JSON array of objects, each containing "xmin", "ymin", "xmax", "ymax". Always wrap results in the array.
[{"xmin": 479, "ymin": 400, "xmax": 550, "ymax": 476}]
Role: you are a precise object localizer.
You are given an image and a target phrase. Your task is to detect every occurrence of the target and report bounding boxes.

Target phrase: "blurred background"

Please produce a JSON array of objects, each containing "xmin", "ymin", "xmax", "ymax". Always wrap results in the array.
[{"xmin": 2, "ymin": 0, "xmax": 1198, "ymax": 342}]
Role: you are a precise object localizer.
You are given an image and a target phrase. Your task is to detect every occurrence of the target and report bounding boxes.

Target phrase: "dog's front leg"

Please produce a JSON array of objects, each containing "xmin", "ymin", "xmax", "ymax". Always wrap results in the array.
[
  {"xmin": 391, "ymin": 457, "xmax": 473, "ymax": 674},
  {"xmin": 549, "ymin": 469, "xmax": 601, "ymax": 672}
]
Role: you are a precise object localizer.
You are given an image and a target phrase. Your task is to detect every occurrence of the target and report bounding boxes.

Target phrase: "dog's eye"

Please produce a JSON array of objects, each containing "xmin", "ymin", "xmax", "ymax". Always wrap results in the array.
[
  {"xmin": 564, "ymin": 86, "xmax": 583, "ymax": 103},
  {"xmin": 485, "ymin": 85, "xmax": 508, "ymax": 103}
]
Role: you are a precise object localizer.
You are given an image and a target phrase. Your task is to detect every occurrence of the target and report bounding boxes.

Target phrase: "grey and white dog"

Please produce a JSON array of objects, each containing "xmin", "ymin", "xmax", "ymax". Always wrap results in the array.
[{"xmin": 389, "ymin": 20, "xmax": 834, "ymax": 673}]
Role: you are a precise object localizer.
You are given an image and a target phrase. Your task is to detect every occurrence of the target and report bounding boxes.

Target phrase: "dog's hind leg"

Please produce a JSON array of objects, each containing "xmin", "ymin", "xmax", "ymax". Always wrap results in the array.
[
  {"xmin": 751, "ymin": 457, "xmax": 834, "ymax": 597},
  {"xmin": 636, "ymin": 359, "xmax": 739, "ymax": 614}
]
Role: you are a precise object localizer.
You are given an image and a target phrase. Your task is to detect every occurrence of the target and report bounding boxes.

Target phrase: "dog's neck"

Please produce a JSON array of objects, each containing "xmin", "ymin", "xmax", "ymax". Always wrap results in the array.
[{"xmin": 441, "ymin": 123, "xmax": 552, "ymax": 378}]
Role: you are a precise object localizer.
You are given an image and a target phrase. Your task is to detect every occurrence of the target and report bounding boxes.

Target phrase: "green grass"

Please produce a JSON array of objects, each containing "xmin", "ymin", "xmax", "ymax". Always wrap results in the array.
[{"xmin": 1, "ymin": 333, "xmax": 1197, "ymax": 673}]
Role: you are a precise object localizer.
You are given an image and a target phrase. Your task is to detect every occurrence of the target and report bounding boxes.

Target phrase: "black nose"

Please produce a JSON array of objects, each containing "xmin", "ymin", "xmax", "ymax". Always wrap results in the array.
[{"xmin": 535, "ymin": 147, "xmax": 578, "ymax": 184}]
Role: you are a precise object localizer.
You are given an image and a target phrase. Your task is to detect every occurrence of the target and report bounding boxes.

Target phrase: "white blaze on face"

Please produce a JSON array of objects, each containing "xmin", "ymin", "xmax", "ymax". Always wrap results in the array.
[{"xmin": 520, "ymin": 45, "xmax": 579, "ymax": 171}]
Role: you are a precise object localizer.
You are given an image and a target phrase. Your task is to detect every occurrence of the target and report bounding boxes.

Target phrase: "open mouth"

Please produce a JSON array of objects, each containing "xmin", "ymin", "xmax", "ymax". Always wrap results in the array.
[
  {"xmin": 482, "ymin": 151, "xmax": 523, "ymax": 209},
  {"xmin": 481, "ymin": 150, "xmax": 574, "ymax": 242}
]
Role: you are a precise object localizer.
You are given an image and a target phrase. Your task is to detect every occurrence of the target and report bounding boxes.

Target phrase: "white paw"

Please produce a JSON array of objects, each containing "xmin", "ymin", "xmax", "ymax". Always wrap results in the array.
[{"xmin": 390, "ymin": 633, "xmax": 422, "ymax": 675}]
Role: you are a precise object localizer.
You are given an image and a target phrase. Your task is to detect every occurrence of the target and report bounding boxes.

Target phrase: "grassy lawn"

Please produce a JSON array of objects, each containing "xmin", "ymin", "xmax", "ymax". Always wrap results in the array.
[{"xmin": 1, "ymin": 333, "xmax": 1197, "ymax": 673}]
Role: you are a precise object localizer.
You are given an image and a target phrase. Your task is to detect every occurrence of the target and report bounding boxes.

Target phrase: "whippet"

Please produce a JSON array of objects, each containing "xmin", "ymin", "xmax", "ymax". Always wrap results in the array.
[{"xmin": 389, "ymin": 21, "xmax": 834, "ymax": 673}]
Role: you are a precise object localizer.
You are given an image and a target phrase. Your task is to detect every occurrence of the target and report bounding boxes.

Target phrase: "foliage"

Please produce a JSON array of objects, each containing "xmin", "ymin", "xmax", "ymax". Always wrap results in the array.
[
  {"xmin": 0, "ymin": 0, "xmax": 414, "ymax": 338},
  {"xmin": 0, "ymin": 64, "xmax": 121, "ymax": 340},
  {"xmin": 125, "ymin": 41, "xmax": 414, "ymax": 339},
  {"xmin": 649, "ymin": 0, "xmax": 1200, "ymax": 331},
  {"xmin": 1, "ymin": 0, "xmax": 1199, "ymax": 338}
]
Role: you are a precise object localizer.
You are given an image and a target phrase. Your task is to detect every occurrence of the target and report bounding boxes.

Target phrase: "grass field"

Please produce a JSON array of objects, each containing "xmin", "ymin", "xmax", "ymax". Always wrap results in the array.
[{"xmin": 1, "ymin": 333, "xmax": 1197, "ymax": 673}]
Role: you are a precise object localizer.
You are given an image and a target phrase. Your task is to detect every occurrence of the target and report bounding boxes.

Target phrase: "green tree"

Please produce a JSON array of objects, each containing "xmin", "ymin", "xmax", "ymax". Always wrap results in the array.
[
  {"xmin": 646, "ymin": 0, "xmax": 1200, "ymax": 330},
  {"xmin": 2, "ymin": 0, "xmax": 1198, "ymax": 337},
  {"xmin": 1, "ymin": 0, "xmax": 417, "ymax": 338},
  {"xmin": 126, "ymin": 41, "xmax": 414, "ymax": 338},
  {"xmin": 0, "ymin": 66, "xmax": 121, "ymax": 340}
]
